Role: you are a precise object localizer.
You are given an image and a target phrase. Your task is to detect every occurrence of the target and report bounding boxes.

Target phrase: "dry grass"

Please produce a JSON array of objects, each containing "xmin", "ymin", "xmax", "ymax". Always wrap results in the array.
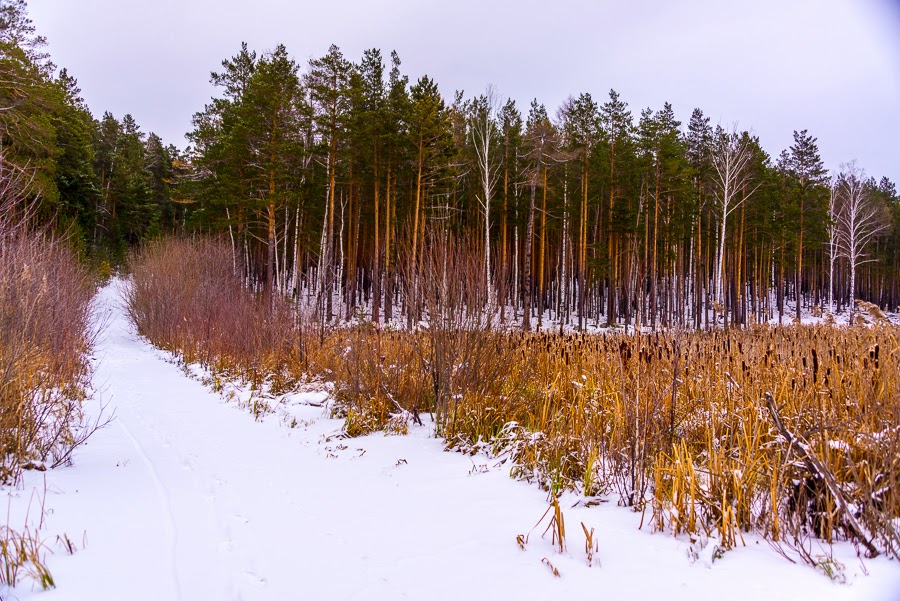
[
  {"xmin": 0, "ymin": 159, "xmax": 95, "ymax": 484},
  {"xmin": 325, "ymin": 323, "xmax": 900, "ymax": 562},
  {"xmin": 320, "ymin": 234, "xmax": 515, "ymax": 435},
  {"xmin": 0, "ymin": 524, "xmax": 54, "ymax": 591},
  {"xmin": 129, "ymin": 236, "xmax": 900, "ymax": 566}
]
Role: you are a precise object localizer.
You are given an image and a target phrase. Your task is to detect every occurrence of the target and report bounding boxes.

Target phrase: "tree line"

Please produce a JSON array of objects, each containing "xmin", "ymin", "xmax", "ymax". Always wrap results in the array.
[
  {"xmin": 183, "ymin": 42, "xmax": 899, "ymax": 329},
  {"xmin": 4, "ymin": 0, "xmax": 899, "ymax": 328}
]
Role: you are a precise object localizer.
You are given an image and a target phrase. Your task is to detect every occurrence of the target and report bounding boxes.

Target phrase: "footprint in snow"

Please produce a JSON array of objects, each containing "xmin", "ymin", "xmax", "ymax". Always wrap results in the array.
[{"xmin": 241, "ymin": 571, "xmax": 267, "ymax": 587}]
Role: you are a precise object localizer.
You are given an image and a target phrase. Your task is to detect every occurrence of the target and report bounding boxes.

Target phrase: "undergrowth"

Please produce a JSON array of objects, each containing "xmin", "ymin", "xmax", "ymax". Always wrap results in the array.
[
  {"xmin": 0, "ymin": 153, "xmax": 97, "ymax": 592},
  {"xmin": 127, "ymin": 238, "xmax": 308, "ymax": 396},
  {"xmin": 0, "ymin": 158, "xmax": 96, "ymax": 483},
  {"xmin": 128, "ymin": 236, "xmax": 900, "ymax": 568}
]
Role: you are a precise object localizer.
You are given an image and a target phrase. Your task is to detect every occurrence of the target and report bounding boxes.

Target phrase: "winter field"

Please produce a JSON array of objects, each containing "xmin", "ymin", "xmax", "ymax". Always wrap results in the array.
[
  {"xmin": 5, "ymin": 0, "xmax": 900, "ymax": 597},
  {"xmin": 2, "ymin": 276, "xmax": 900, "ymax": 599}
]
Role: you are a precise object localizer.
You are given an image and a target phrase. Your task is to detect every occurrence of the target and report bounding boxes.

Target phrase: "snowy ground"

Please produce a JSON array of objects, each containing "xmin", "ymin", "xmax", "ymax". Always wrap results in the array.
[
  {"xmin": 306, "ymin": 297, "xmax": 897, "ymax": 336},
  {"xmin": 4, "ymin": 280, "xmax": 900, "ymax": 600}
]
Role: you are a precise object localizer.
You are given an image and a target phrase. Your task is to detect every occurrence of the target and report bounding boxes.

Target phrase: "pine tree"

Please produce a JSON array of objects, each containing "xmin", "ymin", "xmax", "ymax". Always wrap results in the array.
[
  {"xmin": 498, "ymin": 99, "xmax": 522, "ymax": 319},
  {"xmin": 521, "ymin": 100, "xmax": 557, "ymax": 330},
  {"xmin": 686, "ymin": 109, "xmax": 712, "ymax": 327},
  {"xmin": 788, "ymin": 129, "xmax": 828, "ymax": 320},
  {"xmin": 187, "ymin": 42, "xmax": 259, "ymax": 274},
  {"xmin": 599, "ymin": 89, "xmax": 633, "ymax": 326},
  {"xmin": 51, "ymin": 69, "xmax": 100, "ymax": 248},
  {"xmin": 0, "ymin": 0, "xmax": 58, "ymax": 201},
  {"xmin": 117, "ymin": 114, "xmax": 152, "ymax": 249},
  {"xmin": 143, "ymin": 132, "xmax": 174, "ymax": 237},
  {"xmin": 355, "ymin": 48, "xmax": 387, "ymax": 323},
  {"xmin": 406, "ymin": 75, "xmax": 454, "ymax": 326},
  {"xmin": 560, "ymin": 93, "xmax": 598, "ymax": 329},
  {"xmin": 378, "ymin": 52, "xmax": 408, "ymax": 322},
  {"xmin": 307, "ymin": 44, "xmax": 353, "ymax": 319},
  {"xmin": 240, "ymin": 44, "xmax": 302, "ymax": 293}
]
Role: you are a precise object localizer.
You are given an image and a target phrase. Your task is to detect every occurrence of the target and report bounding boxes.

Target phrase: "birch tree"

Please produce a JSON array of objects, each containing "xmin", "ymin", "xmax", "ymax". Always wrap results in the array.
[
  {"xmin": 837, "ymin": 162, "xmax": 889, "ymax": 320},
  {"xmin": 826, "ymin": 173, "xmax": 840, "ymax": 312},
  {"xmin": 468, "ymin": 85, "xmax": 501, "ymax": 296},
  {"xmin": 710, "ymin": 125, "xmax": 758, "ymax": 309}
]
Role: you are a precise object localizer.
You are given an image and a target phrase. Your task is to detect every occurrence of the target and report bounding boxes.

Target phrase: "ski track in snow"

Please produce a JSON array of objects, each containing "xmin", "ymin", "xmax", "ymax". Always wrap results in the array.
[
  {"xmin": 4, "ymin": 279, "xmax": 900, "ymax": 601},
  {"xmin": 116, "ymin": 419, "xmax": 182, "ymax": 601}
]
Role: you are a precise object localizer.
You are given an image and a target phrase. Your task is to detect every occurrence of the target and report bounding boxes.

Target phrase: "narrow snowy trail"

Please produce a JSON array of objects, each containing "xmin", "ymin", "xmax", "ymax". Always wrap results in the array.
[{"xmin": 11, "ymin": 281, "xmax": 900, "ymax": 600}]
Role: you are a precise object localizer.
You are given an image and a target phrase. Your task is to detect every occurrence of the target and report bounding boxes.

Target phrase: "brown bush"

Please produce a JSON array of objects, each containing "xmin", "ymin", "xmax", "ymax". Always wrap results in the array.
[
  {"xmin": 127, "ymin": 237, "xmax": 308, "ymax": 393},
  {"xmin": 0, "ymin": 232, "xmax": 94, "ymax": 480},
  {"xmin": 0, "ymin": 158, "xmax": 95, "ymax": 483}
]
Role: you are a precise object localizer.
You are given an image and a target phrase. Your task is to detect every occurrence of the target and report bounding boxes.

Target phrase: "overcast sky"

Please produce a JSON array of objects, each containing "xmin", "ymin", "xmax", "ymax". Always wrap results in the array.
[{"xmin": 28, "ymin": 0, "xmax": 900, "ymax": 183}]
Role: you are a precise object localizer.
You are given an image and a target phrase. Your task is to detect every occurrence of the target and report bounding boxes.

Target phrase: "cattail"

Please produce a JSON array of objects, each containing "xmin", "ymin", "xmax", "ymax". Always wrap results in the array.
[{"xmin": 812, "ymin": 348, "xmax": 818, "ymax": 383}]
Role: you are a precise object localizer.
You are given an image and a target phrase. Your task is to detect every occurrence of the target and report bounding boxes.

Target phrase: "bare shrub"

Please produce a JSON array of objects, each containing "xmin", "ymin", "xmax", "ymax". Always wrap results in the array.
[
  {"xmin": 320, "ymin": 328, "xmax": 428, "ymax": 436},
  {"xmin": 323, "ymin": 234, "xmax": 516, "ymax": 437},
  {"xmin": 0, "ymin": 154, "xmax": 95, "ymax": 482},
  {"xmin": 416, "ymin": 233, "xmax": 515, "ymax": 428},
  {"xmin": 127, "ymin": 237, "xmax": 306, "ymax": 393}
]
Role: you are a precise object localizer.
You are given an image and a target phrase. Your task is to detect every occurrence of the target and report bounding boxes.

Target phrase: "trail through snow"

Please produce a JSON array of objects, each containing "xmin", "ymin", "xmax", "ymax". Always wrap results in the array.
[{"xmin": 6, "ymin": 280, "xmax": 900, "ymax": 600}]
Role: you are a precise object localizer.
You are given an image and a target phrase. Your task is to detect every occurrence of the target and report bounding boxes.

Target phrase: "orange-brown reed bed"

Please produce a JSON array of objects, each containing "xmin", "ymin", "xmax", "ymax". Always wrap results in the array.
[
  {"xmin": 323, "ymin": 325, "xmax": 900, "ymax": 560},
  {"xmin": 129, "ymin": 237, "xmax": 900, "ymax": 564}
]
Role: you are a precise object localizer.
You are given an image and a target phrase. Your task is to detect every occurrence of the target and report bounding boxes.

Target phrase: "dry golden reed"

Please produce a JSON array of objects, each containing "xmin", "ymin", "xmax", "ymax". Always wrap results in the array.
[{"xmin": 129, "ymin": 237, "xmax": 900, "ymax": 564}]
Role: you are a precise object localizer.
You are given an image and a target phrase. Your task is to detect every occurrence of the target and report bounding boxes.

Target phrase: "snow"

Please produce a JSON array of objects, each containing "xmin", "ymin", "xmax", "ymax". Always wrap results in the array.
[
  {"xmin": 289, "ymin": 285, "xmax": 900, "ymax": 334},
  {"xmin": 4, "ymin": 278, "xmax": 900, "ymax": 600}
]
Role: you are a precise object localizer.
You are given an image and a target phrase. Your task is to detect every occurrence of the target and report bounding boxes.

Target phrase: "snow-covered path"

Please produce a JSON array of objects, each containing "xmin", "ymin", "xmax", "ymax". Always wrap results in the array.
[{"xmin": 8, "ymin": 281, "xmax": 900, "ymax": 600}]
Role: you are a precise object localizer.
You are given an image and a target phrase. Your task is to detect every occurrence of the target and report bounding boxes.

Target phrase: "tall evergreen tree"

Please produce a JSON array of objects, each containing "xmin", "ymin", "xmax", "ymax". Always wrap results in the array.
[
  {"xmin": 307, "ymin": 44, "xmax": 353, "ymax": 317},
  {"xmin": 599, "ymin": 89, "xmax": 634, "ymax": 326},
  {"xmin": 521, "ymin": 100, "xmax": 558, "ymax": 330},
  {"xmin": 240, "ymin": 44, "xmax": 302, "ymax": 292},
  {"xmin": 405, "ymin": 75, "xmax": 454, "ymax": 325},
  {"xmin": 788, "ymin": 129, "xmax": 828, "ymax": 320},
  {"xmin": 497, "ymin": 98, "xmax": 523, "ymax": 320},
  {"xmin": 560, "ymin": 93, "xmax": 598, "ymax": 329}
]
